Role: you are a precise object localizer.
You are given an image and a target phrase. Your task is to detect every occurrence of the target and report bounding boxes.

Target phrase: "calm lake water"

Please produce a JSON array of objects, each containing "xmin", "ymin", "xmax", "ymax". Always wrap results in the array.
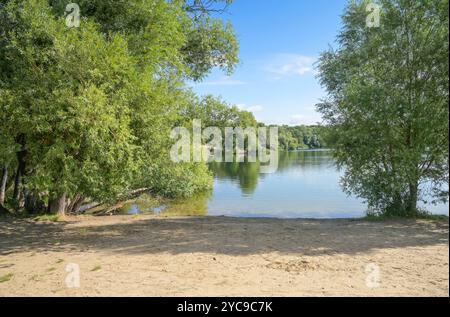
[{"xmin": 122, "ymin": 150, "xmax": 449, "ymax": 219}]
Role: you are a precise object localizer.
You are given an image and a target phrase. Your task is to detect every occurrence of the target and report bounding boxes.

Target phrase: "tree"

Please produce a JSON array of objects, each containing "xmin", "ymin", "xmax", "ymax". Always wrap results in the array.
[
  {"xmin": 317, "ymin": 0, "xmax": 449, "ymax": 216},
  {"xmin": 0, "ymin": 0, "xmax": 238, "ymax": 214},
  {"xmin": 180, "ymin": 94, "xmax": 257, "ymax": 128},
  {"xmin": 277, "ymin": 125, "xmax": 327, "ymax": 151}
]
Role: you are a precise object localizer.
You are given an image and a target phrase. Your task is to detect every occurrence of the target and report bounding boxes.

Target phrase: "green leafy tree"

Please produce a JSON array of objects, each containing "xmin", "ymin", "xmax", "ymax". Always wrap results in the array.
[
  {"xmin": 0, "ymin": 0, "xmax": 238, "ymax": 214},
  {"xmin": 181, "ymin": 94, "xmax": 257, "ymax": 128},
  {"xmin": 317, "ymin": 0, "xmax": 449, "ymax": 216}
]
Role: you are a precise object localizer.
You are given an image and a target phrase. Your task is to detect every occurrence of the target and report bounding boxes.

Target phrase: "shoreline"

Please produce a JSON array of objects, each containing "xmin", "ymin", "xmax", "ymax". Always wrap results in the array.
[
  {"xmin": 1, "ymin": 215, "xmax": 448, "ymax": 297},
  {"xmin": 2, "ymin": 211, "xmax": 449, "ymax": 222}
]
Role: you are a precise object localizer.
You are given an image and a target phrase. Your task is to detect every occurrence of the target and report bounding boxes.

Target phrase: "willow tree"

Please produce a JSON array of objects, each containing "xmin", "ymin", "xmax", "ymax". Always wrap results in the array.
[
  {"xmin": 317, "ymin": 0, "xmax": 449, "ymax": 216},
  {"xmin": 0, "ymin": 0, "xmax": 238, "ymax": 214}
]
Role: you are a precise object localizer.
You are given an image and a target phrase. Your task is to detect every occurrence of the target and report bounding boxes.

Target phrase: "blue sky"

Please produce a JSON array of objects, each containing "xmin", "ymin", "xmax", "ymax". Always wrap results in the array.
[{"xmin": 190, "ymin": 0, "xmax": 348, "ymax": 125}]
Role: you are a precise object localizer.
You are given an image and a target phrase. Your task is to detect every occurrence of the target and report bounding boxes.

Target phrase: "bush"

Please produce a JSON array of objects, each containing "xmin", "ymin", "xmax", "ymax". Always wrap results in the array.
[{"xmin": 149, "ymin": 162, "xmax": 213, "ymax": 199}]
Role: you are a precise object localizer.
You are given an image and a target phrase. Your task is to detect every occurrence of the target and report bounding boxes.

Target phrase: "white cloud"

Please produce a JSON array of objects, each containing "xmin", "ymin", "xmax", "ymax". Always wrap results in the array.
[
  {"xmin": 247, "ymin": 105, "xmax": 263, "ymax": 113},
  {"xmin": 288, "ymin": 113, "xmax": 322, "ymax": 126},
  {"xmin": 237, "ymin": 104, "xmax": 263, "ymax": 113},
  {"xmin": 265, "ymin": 54, "xmax": 316, "ymax": 77},
  {"xmin": 197, "ymin": 77, "xmax": 247, "ymax": 86},
  {"xmin": 290, "ymin": 114, "xmax": 305, "ymax": 124}
]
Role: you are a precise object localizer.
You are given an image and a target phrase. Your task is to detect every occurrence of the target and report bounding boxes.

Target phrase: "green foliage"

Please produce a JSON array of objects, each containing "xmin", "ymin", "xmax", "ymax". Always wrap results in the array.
[
  {"xmin": 277, "ymin": 125, "xmax": 328, "ymax": 151},
  {"xmin": 180, "ymin": 94, "xmax": 257, "ymax": 128},
  {"xmin": 0, "ymin": 0, "xmax": 239, "ymax": 212},
  {"xmin": 148, "ymin": 162, "xmax": 213, "ymax": 199},
  {"xmin": 33, "ymin": 214, "xmax": 60, "ymax": 222},
  {"xmin": 364, "ymin": 211, "xmax": 449, "ymax": 222},
  {"xmin": 182, "ymin": 16, "xmax": 239, "ymax": 81},
  {"xmin": 317, "ymin": 0, "xmax": 449, "ymax": 216}
]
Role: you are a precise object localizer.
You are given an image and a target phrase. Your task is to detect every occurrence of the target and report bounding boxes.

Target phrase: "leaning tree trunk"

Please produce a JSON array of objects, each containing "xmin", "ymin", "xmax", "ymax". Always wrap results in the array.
[
  {"xmin": 49, "ymin": 193, "xmax": 67, "ymax": 216},
  {"xmin": 66, "ymin": 194, "xmax": 85, "ymax": 215},
  {"xmin": 0, "ymin": 167, "xmax": 8, "ymax": 205}
]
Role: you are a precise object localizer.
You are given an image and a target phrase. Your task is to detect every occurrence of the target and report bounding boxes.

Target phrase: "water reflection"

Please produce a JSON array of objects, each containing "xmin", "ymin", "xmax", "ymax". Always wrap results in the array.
[
  {"xmin": 209, "ymin": 150, "xmax": 334, "ymax": 195},
  {"xmin": 207, "ymin": 150, "xmax": 449, "ymax": 218},
  {"xmin": 119, "ymin": 192, "xmax": 211, "ymax": 217},
  {"xmin": 209, "ymin": 161, "xmax": 262, "ymax": 195},
  {"xmin": 119, "ymin": 150, "xmax": 448, "ymax": 219}
]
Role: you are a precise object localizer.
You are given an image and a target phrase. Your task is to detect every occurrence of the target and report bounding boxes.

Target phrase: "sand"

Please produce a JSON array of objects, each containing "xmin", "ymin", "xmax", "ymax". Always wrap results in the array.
[{"xmin": 0, "ymin": 215, "xmax": 448, "ymax": 297}]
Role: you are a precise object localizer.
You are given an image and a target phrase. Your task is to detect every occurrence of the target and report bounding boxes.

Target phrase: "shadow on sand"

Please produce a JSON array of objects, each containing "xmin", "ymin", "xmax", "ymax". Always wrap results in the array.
[{"xmin": 0, "ymin": 217, "xmax": 448, "ymax": 257}]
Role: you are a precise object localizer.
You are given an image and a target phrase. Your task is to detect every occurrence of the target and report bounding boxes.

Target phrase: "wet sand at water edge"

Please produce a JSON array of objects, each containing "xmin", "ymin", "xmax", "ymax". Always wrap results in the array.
[{"xmin": 0, "ymin": 215, "xmax": 448, "ymax": 296}]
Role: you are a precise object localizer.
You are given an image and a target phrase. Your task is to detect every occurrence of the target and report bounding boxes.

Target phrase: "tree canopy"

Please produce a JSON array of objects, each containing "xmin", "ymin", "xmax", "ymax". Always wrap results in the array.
[
  {"xmin": 277, "ymin": 125, "xmax": 328, "ymax": 151},
  {"xmin": 0, "ymin": 0, "xmax": 239, "ymax": 213},
  {"xmin": 317, "ymin": 0, "xmax": 449, "ymax": 216}
]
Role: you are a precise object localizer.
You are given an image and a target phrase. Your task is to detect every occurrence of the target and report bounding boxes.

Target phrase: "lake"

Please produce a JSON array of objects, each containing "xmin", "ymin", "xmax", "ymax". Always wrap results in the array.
[{"xmin": 121, "ymin": 150, "xmax": 449, "ymax": 219}]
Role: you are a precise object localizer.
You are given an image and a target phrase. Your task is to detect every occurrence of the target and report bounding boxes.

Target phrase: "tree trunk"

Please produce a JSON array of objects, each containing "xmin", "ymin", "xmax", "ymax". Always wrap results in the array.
[
  {"xmin": 13, "ymin": 149, "xmax": 27, "ymax": 203},
  {"xmin": 407, "ymin": 182, "xmax": 419, "ymax": 214},
  {"xmin": 49, "ymin": 193, "xmax": 67, "ymax": 216},
  {"xmin": 0, "ymin": 167, "xmax": 8, "ymax": 205},
  {"xmin": 66, "ymin": 194, "xmax": 85, "ymax": 215},
  {"xmin": 24, "ymin": 191, "xmax": 46, "ymax": 214},
  {"xmin": 13, "ymin": 164, "xmax": 21, "ymax": 202},
  {"xmin": 389, "ymin": 191, "xmax": 405, "ymax": 216}
]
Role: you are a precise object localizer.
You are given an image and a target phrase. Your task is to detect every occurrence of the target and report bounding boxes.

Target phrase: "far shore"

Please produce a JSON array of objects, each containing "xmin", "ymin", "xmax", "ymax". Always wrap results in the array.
[{"xmin": 0, "ymin": 215, "xmax": 448, "ymax": 297}]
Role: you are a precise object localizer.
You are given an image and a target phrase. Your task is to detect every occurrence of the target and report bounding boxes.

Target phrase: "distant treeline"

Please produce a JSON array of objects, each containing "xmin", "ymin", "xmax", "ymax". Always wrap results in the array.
[
  {"xmin": 182, "ymin": 95, "xmax": 329, "ymax": 151},
  {"xmin": 273, "ymin": 125, "xmax": 328, "ymax": 151}
]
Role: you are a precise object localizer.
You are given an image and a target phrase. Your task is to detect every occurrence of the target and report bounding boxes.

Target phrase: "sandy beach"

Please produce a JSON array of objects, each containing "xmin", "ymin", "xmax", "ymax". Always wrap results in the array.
[{"xmin": 0, "ymin": 215, "xmax": 448, "ymax": 297}]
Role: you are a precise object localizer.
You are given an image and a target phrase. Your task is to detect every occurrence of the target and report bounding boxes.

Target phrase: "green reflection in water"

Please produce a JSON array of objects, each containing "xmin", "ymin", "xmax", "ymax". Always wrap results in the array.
[
  {"xmin": 118, "ymin": 150, "xmax": 335, "ymax": 216},
  {"xmin": 119, "ymin": 192, "xmax": 211, "ymax": 217},
  {"xmin": 111, "ymin": 149, "xmax": 447, "ymax": 218},
  {"xmin": 209, "ymin": 161, "xmax": 261, "ymax": 195},
  {"xmin": 208, "ymin": 150, "xmax": 333, "ymax": 195}
]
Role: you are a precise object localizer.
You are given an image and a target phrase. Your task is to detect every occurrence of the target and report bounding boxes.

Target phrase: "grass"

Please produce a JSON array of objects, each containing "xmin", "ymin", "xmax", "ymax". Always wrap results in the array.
[
  {"xmin": 0, "ymin": 208, "xmax": 62, "ymax": 222},
  {"xmin": 91, "ymin": 265, "xmax": 102, "ymax": 272},
  {"xmin": 0, "ymin": 273, "xmax": 14, "ymax": 283},
  {"xmin": 364, "ymin": 210, "xmax": 449, "ymax": 222},
  {"xmin": 78, "ymin": 228, "xmax": 89, "ymax": 235},
  {"xmin": 33, "ymin": 214, "xmax": 59, "ymax": 222}
]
